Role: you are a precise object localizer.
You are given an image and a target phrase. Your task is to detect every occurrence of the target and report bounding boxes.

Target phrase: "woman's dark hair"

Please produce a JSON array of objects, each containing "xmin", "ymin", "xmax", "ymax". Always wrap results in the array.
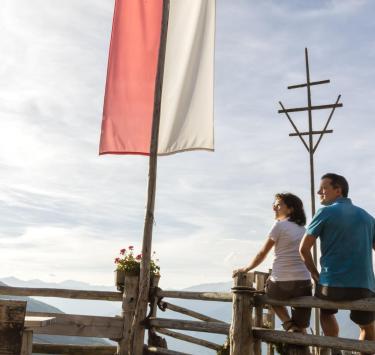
[{"xmin": 275, "ymin": 193, "xmax": 306, "ymax": 226}]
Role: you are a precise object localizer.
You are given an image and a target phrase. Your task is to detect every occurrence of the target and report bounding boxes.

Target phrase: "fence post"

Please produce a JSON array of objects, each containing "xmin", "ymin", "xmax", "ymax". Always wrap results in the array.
[
  {"xmin": 147, "ymin": 275, "xmax": 168, "ymax": 349},
  {"xmin": 117, "ymin": 275, "xmax": 139, "ymax": 355},
  {"xmin": 230, "ymin": 271, "xmax": 254, "ymax": 355},
  {"xmin": 254, "ymin": 273, "xmax": 267, "ymax": 355}
]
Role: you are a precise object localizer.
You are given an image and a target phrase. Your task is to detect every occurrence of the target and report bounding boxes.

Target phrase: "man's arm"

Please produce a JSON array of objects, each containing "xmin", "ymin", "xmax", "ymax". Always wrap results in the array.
[{"xmin": 299, "ymin": 234, "xmax": 319, "ymax": 282}]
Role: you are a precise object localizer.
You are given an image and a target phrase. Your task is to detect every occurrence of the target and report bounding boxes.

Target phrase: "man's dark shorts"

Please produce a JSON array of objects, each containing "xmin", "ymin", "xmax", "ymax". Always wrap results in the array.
[
  {"xmin": 315, "ymin": 284, "xmax": 375, "ymax": 326},
  {"xmin": 266, "ymin": 279, "xmax": 312, "ymax": 328}
]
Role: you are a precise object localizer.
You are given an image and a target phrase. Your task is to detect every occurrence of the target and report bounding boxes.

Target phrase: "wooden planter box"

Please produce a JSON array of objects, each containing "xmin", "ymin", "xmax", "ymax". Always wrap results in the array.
[{"xmin": 114, "ymin": 270, "xmax": 160, "ymax": 292}]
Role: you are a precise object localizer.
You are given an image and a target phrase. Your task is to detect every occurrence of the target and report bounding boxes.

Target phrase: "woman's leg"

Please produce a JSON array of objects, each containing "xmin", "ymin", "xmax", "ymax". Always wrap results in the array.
[{"xmin": 272, "ymin": 305, "xmax": 290, "ymax": 323}]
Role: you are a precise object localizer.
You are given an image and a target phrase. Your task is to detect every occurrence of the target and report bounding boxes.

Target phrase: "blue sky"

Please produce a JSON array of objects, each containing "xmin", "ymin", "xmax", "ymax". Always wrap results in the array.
[{"xmin": 0, "ymin": 0, "xmax": 374, "ymax": 289}]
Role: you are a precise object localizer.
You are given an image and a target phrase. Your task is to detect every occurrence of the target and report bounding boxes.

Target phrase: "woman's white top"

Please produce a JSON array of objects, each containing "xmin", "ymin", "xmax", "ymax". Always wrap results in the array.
[{"xmin": 268, "ymin": 219, "xmax": 310, "ymax": 281}]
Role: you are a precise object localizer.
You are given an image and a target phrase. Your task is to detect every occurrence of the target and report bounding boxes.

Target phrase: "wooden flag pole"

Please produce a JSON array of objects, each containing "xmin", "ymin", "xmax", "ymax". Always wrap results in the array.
[{"xmin": 129, "ymin": 1, "xmax": 170, "ymax": 354}]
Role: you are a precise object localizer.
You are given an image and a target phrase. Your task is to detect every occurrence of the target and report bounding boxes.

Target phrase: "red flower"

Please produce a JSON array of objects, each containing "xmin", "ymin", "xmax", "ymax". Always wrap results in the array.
[
  {"xmin": 136, "ymin": 254, "xmax": 142, "ymax": 260},
  {"xmin": 120, "ymin": 248, "xmax": 126, "ymax": 255},
  {"xmin": 129, "ymin": 245, "xmax": 134, "ymax": 250},
  {"xmin": 114, "ymin": 257, "xmax": 120, "ymax": 263}
]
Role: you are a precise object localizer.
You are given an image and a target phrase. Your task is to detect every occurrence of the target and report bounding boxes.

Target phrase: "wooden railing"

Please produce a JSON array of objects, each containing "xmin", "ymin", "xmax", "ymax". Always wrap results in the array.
[{"xmin": 2, "ymin": 271, "xmax": 375, "ymax": 354}]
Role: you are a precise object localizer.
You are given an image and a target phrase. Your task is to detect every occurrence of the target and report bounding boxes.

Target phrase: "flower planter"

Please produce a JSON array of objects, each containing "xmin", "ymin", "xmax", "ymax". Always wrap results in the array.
[
  {"xmin": 114, "ymin": 270, "xmax": 139, "ymax": 291},
  {"xmin": 114, "ymin": 270, "xmax": 160, "ymax": 292}
]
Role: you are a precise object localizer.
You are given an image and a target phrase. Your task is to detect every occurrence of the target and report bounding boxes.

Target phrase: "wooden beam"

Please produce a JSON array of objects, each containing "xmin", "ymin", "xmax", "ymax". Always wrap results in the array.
[
  {"xmin": 146, "ymin": 346, "xmax": 192, "ymax": 355},
  {"xmin": 255, "ymin": 295, "xmax": 375, "ymax": 311},
  {"xmin": 0, "ymin": 286, "xmax": 121, "ymax": 301},
  {"xmin": 160, "ymin": 301, "xmax": 225, "ymax": 323},
  {"xmin": 253, "ymin": 328, "xmax": 375, "ymax": 353},
  {"xmin": 289, "ymin": 130, "xmax": 333, "ymax": 137},
  {"xmin": 148, "ymin": 317, "xmax": 229, "ymax": 334},
  {"xmin": 288, "ymin": 79, "xmax": 330, "ymax": 89},
  {"xmin": 278, "ymin": 103, "xmax": 343, "ymax": 114},
  {"xmin": 156, "ymin": 328, "xmax": 221, "ymax": 350},
  {"xmin": 156, "ymin": 289, "xmax": 232, "ymax": 302},
  {"xmin": 230, "ymin": 272, "xmax": 254, "ymax": 355},
  {"xmin": 26, "ymin": 311, "xmax": 123, "ymax": 338},
  {"xmin": 32, "ymin": 344, "xmax": 116, "ymax": 355}
]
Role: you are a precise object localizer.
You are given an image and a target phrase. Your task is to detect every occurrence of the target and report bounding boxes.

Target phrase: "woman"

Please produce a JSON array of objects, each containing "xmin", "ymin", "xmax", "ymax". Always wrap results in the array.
[{"xmin": 233, "ymin": 193, "xmax": 312, "ymax": 332}]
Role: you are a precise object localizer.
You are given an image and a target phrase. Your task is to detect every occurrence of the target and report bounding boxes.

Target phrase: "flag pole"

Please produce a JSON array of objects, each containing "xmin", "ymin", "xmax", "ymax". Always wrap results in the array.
[{"xmin": 130, "ymin": 1, "xmax": 170, "ymax": 353}]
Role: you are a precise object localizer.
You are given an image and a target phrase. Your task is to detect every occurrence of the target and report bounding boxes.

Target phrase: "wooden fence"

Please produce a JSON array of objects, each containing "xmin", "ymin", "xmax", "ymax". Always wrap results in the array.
[{"xmin": 1, "ymin": 270, "xmax": 375, "ymax": 354}]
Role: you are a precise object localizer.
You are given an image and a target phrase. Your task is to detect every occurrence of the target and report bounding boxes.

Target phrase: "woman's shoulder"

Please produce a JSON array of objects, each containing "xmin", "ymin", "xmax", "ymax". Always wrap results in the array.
[{"xmin": 279, "ymin": 219, "xmax": 306, "ymax": 232}]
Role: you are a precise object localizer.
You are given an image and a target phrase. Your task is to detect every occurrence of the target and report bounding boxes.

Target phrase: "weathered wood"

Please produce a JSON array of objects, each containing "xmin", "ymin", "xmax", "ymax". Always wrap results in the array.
[
  {"xmin": 118, "ymin": 275, "xmax": 139, "ymax": 354},
  {"xmin": 253, "ymin": 327, "xmax": 375, "ymax": 353},
  {"xmin": 32, "ymin": 343, "xmax": 116, "ymax": 355},
  {"xmin": 289, "ymin": 130, "xmax": 333, "ymax": 136},
  {"xmin": 160, "ymin": 301, "xmax": 225, "ymax": 323},
  {"xmin": 156, "ymin": 328, "xmax": 221, "ymax": 350},
  {"xmin": 24, "ymin": 316, "xmax": 56, "ymax": 328},
  {"xmin": 148, "ymin": 276, "xmax": 168, "ymax": 349},
  {"xmin": 288, "ymin": 79, "xmax": 330, "ymax": 89},
  {"xmin": 255, "ymin": 295, "xmax": 375, "ymax": 311},
  {"xmin": 0, "ymin": 285, "xmax": 122, "ymax": 301},
  {"xmin": 156, "ymin": 289, "xmax": 232, "ymax": 302},
  {"xmin": 254, "ymin": 273, "xmax": 267, "ymax": 355},
  {"xmin": 278, "ymin": 103, "xmax": 343, "ymax": 113},
  {"xmin": 25, "ymin": 311, "xmax": 122, "ymax": 338},
  {"xmin": 230, "ymin": 272, "xmax": 254, "ymax": 355},
  {"xmin": 148, "ymin": 317, "xmax": 229, "ymax": 334},
  {"xmin": 130, "ymin": 0, "xmax": 171, "ymax": 353},
  {"xmin": 21, "ymin": 330, "xmax": 33, "ymax": 355},
  {"xmin": 146, "ymin": 346, "xmax": 191, "ymax": 355},
  {"xmin": 0, "ymin": 299, "xmax": 26, "ymax": 355}
]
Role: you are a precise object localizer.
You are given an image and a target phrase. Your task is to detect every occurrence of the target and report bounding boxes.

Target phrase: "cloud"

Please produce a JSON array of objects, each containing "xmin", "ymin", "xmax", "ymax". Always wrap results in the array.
[{"xmin": 0, "ymin": 0, "xmax": 374, "ymax": 289}]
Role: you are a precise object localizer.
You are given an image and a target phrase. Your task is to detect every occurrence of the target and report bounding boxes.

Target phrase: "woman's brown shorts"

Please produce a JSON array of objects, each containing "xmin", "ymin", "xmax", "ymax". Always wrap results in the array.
[{"xmin": 265, "ymin": 279, "xmax": 312, "ymax": 328}]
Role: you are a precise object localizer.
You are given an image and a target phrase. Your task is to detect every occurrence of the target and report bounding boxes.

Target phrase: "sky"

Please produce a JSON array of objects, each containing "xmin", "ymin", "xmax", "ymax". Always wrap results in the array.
[{"xmin": 0, "ymin": 0, "xmax": 375, "ymax": 289}]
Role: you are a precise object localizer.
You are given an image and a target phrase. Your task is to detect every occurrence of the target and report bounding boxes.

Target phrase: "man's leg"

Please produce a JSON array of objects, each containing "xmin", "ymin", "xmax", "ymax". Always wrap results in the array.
[
  {"xmin": 359, "ymin": 321, "xmax": 375, "ymax": 340},
  {"xmin": 358, "ymin": 322, "xmax": 375, "ymax": 355},
  {"xmin": 320, "ymin": 311, "xmax": 339, "ymax": 336}
]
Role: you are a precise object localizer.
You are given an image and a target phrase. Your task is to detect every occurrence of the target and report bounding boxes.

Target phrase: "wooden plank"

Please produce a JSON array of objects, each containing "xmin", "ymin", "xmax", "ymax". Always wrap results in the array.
[
  {"xmin": 32, "ymin": 343, "xmax": 116, "ymax": 355},
  {"xmin": 288, "ymin": 79, "xmax": 330, "ymax": 89},
  {"xmin": 253, "ymin": 328, "xmax": 375, "ymax": 353},
  {"xmin": 278, "ymin": 103, "xmax": 343, "ymax": 113},
  {"xmin": 156, "ymin": 328, "xmax": 221, "ymax": 350},
  {"xmin": 255, "ymin": 295, "xmax": 375, "ymax": 311},
  {"xmin": 0, "ymin": 285, "xmax": 122, "ymax": 301},
  {"xmin": 148, "ymin": 317, "xmax": 229, "ymax": 334},
  {"xmin": 24, "ymin": 316, "xmax": 55, "ymax": 328},
  {"xmin": 146, "ymin": 346, "xmax": 192, "ymax": 355},
  {"xmin": 156, "ymin": 289, "xmax": 232, "ymax": 302},
  {"xmin": 26, "ymin": 311, "xmax": 123, "ymax": 338},
  {"xmin": 0, "ymin": 299, "xmax": 26, "ymax": 355},
  {"xmin": 160, "ymin": 301, "xmax": 225, "ymax": 323},
  {"xmin": 289, "ymin": 129, "xmax": 333, "ymax": 136},
  {"xmin": 21, "ymin": 330, "xmax": 33, "ymax": 355}
]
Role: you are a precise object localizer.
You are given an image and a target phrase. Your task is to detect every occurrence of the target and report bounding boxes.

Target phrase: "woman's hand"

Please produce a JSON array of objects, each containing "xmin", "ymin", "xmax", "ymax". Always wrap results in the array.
[{"xmin": 232, "ymin": 267, "xmax": 248, "ymax": 278}]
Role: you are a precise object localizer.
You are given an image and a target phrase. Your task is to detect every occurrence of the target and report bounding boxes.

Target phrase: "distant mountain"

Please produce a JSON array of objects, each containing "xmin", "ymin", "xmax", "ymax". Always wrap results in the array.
[
  {"xmin": 0, "ymin": 277, "xmax": 363, "ymax": 354},
  {"xmin": 0, "ymin": 280, "xmax": 110, "ymax": 346},
  {"xmin": 0, "ymin": 277, "xmax": 121, "ymax": 316}
]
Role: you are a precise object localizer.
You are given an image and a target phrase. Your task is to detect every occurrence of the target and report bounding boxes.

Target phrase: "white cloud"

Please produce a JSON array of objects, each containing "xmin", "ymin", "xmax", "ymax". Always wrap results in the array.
[{"xmin": 0, "ymin": 0, "xmax": 374, "ymax": 291}]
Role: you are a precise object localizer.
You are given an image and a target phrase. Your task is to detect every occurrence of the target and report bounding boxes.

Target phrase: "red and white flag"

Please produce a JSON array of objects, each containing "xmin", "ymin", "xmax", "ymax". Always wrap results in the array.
[{"xmin": 99, "ymin": 0, "xmax": 215, "ymax": 156}]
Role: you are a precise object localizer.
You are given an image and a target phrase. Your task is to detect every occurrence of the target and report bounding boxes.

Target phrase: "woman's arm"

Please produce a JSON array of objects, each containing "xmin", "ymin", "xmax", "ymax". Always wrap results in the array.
[{"xmin": 233, "ymin": 237, "xmax": 275, "ymax": 277}]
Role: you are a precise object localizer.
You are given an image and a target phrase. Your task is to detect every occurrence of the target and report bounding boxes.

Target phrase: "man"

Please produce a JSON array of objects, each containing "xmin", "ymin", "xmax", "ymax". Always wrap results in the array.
[{"xmin": 299, "ymin": 173, "xmax": 375, "ymax": 352}]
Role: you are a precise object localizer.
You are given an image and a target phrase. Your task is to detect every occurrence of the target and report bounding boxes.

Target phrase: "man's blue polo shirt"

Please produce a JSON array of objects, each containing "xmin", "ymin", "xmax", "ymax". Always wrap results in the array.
[{"xmin": 306, "ymin": 197, "xmax": 375, "ymax": 291}]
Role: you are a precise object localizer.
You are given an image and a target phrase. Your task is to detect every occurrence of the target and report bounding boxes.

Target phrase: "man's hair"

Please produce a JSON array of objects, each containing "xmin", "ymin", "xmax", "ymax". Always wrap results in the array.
[
  {"xmin": 321, "ymin": 173, "xmax": 349, "ymax": 197},
  {"xmin": 275, "ymin": 193, "xmax": 306, "ymax": 226}
]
